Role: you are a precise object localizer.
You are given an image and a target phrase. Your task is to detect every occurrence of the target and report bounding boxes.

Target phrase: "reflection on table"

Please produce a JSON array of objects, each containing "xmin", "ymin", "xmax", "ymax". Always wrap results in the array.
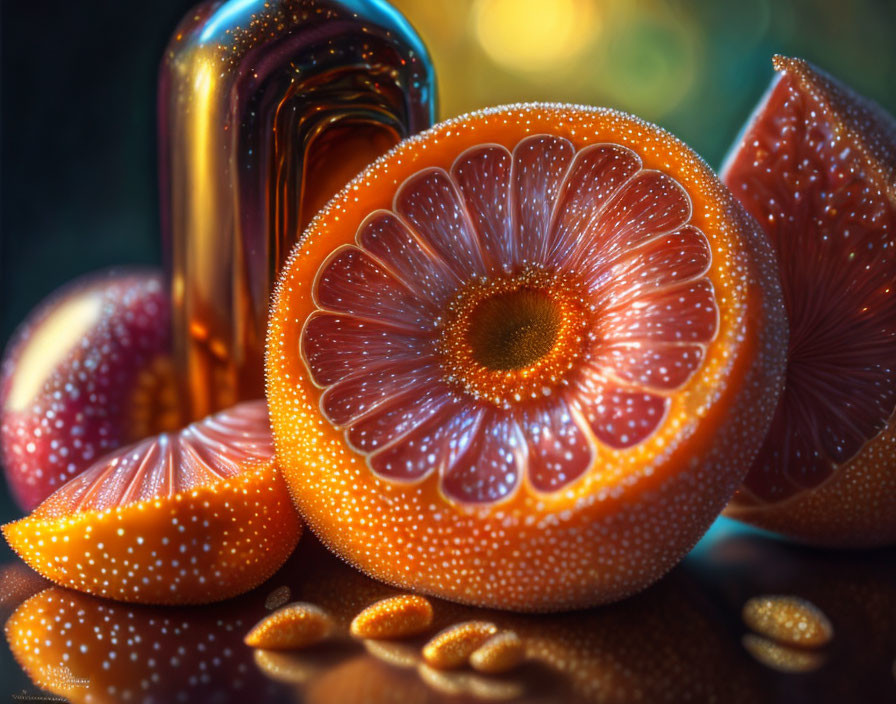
[{"xmin": 2, "ymin": 518, "xmax": 894, "ymax": 703}]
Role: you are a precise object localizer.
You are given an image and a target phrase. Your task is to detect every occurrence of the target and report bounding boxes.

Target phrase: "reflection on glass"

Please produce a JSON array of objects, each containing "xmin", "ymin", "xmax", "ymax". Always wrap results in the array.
[{"xmin": 159, "ymin": 0, "xmax": 436, "ymax": 419}]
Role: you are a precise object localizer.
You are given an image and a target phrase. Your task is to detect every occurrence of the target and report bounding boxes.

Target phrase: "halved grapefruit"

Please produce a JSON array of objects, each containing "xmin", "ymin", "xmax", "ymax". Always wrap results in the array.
[
  {"xmin": 267, "ymin": 103, "xmax": 787, "ymax": 610},
  {"xmin": 722, "ymin": 56, "xmax": 896, "ymax": 546},
  {"xmin": 2, "ymin": 400, "xmax": 301, "ymax": 604}
]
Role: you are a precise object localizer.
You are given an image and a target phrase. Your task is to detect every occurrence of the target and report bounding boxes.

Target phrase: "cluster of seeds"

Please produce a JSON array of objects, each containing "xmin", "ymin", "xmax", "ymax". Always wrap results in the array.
[{"xmin": 245, "ymin": 593, "xmax": 527, "ymax": 678}]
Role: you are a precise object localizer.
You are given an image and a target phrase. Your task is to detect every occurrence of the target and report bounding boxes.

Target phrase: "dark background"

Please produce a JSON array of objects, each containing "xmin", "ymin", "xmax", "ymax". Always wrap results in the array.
[
  {"xmin": 1, "ymin": 0, "xmax": 195, "ymax": 543},
  {"xmin": 2, "ymin": 0, "xmax": 896, "ymax": 529}
]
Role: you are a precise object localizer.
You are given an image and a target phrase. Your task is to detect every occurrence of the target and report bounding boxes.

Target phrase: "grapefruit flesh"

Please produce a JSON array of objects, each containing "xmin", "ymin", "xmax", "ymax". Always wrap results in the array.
[
  {"xmin": 722, "ymin": 56, "xmax": 896, "ymax": 546},
  {"xmin": 2, "ymin": 400, "xmax": 302, "ymax": 604},
  {"xmin": 267, "ymin": 103, "xmax": 787, "ymax": 610}
]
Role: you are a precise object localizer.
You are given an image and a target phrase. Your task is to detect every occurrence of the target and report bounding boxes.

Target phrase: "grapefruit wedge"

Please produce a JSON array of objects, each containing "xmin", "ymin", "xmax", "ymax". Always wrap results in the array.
[
  {"xmin": 2, "ymin": 400, "xmax": 302, "ymax": 604},
  {"xmin": 722, "ymin": 56, "xmax": 896, "ymax": 546},
  {"xmin": 267, "ymin": 103, "xmax": 787, "ymax": 610}
]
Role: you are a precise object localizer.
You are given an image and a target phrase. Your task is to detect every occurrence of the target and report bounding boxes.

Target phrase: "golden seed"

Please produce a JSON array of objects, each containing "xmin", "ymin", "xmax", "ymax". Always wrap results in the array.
[
  {"xmin": 350, "ymin": 594, "xmax": 434, "ymax": 639},
  {"xmin": 244, "ymin": 602, "xmax": 334, "ymax": 650},
  {"xmin": 742, "ymin": 634, "xmax": 826, "ymax": 673},
  {"xmin": 422, "ymin": 620, "xmax": 499, "ymax": 670},
  {"xmin": 742, "ymin": 595, "xmax": 833, "ymax": 648},
  {"xmin": 469, "ymin": 631, "xmax": 525, "ymax": 674},
  {"xmin": 264, "ymin": 585, "xmax": 291, "ymax": 611}
]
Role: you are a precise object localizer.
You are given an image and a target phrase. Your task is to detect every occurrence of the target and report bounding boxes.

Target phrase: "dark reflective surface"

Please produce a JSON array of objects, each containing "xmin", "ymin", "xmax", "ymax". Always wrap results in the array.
[{"xmin": 2, "ymin": 518, "xmax": 894, "ymax": 703}]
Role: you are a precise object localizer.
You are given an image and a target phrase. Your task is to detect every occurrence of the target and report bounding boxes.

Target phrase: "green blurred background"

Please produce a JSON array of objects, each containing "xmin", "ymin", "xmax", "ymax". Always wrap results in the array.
[{"xmin": 1, "ymin": 0, "xmax": 896, "ymax": 526}]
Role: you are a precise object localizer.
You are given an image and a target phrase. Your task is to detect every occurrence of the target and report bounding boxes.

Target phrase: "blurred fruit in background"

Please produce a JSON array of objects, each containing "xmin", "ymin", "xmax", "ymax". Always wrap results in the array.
[{"xmin": 0, "ymin": 270, "xmax": 181, "ymax": 511}]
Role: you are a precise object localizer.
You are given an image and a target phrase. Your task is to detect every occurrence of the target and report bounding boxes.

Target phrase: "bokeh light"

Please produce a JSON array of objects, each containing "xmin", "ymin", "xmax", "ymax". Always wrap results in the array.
[{"xmin": 472, "ymin": 0, "xmax": 600, "ymax": 74}]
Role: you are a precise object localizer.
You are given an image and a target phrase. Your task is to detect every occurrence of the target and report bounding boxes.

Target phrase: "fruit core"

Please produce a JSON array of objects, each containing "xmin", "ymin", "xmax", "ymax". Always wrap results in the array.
[
  {"xmin": 441, "ymin": 269, "xmax": 589, "ymax": 405},
  {"xmin": 467, "ymin": 286, "xmax": 562, "ymax": 370}
]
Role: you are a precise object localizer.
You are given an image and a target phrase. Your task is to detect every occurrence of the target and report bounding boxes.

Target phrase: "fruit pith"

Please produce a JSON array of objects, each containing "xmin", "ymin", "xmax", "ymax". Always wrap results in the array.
[
  {"xmin": 267, "ymin": 103, "xmax": 787, "ymax": 610},
  {"xmin": 2, "ymin": 400, "xmax": 301, "ymax": 604},
  {"xmin": 722, "ymin": 56, "xmax": 896, "ymax": 546}
]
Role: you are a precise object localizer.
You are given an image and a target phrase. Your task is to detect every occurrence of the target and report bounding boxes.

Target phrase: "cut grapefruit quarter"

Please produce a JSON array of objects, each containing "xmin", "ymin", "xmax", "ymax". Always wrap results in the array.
[
  {"xmin": 722, "ymin": 56, "xmax": 896, "ymax": 547},
  {"xmin": 266, "ymin": 103, "xmax": 787, "ymax": 610},
  {"xmin": 2, "ymin": 400, "xmax": 302, "ymax": 604}
]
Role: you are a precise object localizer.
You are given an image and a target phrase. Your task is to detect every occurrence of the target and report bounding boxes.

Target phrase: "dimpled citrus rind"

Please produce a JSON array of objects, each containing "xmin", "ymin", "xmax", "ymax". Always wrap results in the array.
[
  {"xmin": 726, "ymin": 423, "xmax": 896, "ymax": 546},
  {"xmin": 723, "ymin": 57, "xmax": 896, "ymax": 547},
  {"xmin": 2, "ymin": 461, "xmax": 302, "ymax": 604},
  {"xmin": 266, "ymin": 103, "xmax": 787, "ymax": 610}
]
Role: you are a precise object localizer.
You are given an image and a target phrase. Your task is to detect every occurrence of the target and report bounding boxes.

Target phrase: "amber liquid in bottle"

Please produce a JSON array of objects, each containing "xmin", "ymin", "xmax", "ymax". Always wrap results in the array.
[{"xmin": 159, "ymin": 0, "xmax": 436, "ymax": 419}]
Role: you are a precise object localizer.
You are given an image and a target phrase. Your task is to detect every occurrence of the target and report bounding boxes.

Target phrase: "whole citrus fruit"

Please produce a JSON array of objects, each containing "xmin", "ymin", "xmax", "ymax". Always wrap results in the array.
[
  {"xmin": 722, "ymin": 56, "xmax": 896, "ymax": 547},
  {"xmin": 267, "ymin": 103, "xmax": 787, "ymax": 610}
]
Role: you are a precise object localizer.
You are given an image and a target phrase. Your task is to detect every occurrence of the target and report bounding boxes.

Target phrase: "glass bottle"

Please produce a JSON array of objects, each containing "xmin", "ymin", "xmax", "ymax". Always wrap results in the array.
[{"xmin": 159, "ymin": 0, "xmax": 436, "ymax": 420}]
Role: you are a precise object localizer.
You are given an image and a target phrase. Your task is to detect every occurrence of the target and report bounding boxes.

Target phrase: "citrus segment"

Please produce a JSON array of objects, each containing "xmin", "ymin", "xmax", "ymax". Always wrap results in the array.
[
  {"xmin": 2, "ymin": 401, "xmax": 301, "ymax": 604},
  {"xmin": 721, "ymin": 56, "xmax": 896, "ymax": 545},
  {"xmin": 741, "ymin": 595, "xmax": 833, "ymax": 649},
  {"xmin": 267, "ymin": 103, "xmax": 787, "ymax": 609}
]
